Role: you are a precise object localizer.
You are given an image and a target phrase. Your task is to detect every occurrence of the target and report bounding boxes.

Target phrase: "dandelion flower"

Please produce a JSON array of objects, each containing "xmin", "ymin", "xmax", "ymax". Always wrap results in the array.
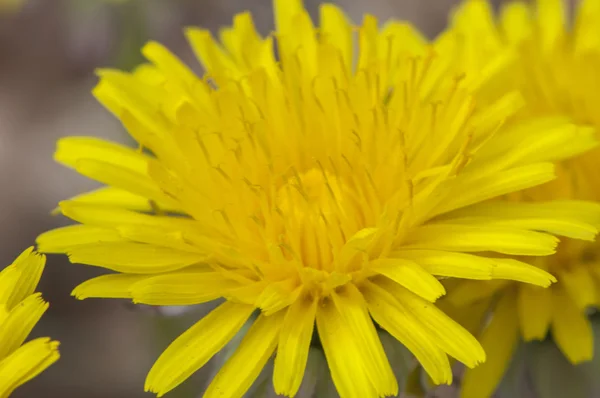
[
  {"xmin": 36, "ymin": 0, "xmax": 600, "ymax": 397},
  {"xmin": 436, "ymin": 0, "xmax": 600, "ymax": 397},
  {"xmin": 0, "ymin": 247, "xmax": 59, "ymax": 398}
]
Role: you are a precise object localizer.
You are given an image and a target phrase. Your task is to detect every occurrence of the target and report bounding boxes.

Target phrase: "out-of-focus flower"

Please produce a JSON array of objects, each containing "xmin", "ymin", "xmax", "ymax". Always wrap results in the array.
[
  {"xmin": 436, "ymin": 0, "xmax": 600, "ymax": 397},
  {"xmin": 36, "ymin": 0, "xmax": 600, "ymax": 396},
  {"xmin": 0, "ymin": 248, "xmax": 59, "ymax": 397}
]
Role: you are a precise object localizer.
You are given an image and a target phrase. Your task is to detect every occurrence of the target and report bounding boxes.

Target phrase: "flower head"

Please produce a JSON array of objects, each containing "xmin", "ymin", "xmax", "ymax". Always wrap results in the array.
[
  {"xmin": 436, "ymin": 0, "xmax": 600, "ymax": 397},
  {"xmin": 0, "ymin": 248, "xmax": 59, "ymax": 397},
  {"xmin": 37, "ymin": 0, "xmax": 600, "ymax": 397}
]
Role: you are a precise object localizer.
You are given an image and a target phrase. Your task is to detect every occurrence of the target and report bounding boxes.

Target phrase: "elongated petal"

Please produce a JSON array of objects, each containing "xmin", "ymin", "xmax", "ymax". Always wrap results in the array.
[
  {"xmin": 446, "ymin": 279, "xmax": 508, "ymax": 307},
  {"xmin": 441, "ymin": 200, "xmax": 600, "ymax": 240},
  {"xmin": 551, "ymin": 286, "xmax": 593, "ymax": 363},
  {"xmin": 320, "ymin": 4, "xmax": 353, "ymax": 72},
  {"xmin": 72, "ymin": 274, "xmax": 146, "ymax": 299},
  {"xmin": 205, "ymin": 312, "xmax": 284, "ymax": 398},
  {"xmin": 0, "ymin": 338, "xmax": 60, "ymax": 398},
  {"xmin": 362, "ymin": 280, "xmax": 452, "ymax": 385},
  {"xmin": 5, "ymin": 248, "xmax": 45, "ymax": 309},
  {"xmin": 273, "ymin": 295, "xmax": 317, "ymax": 396},
  {"xmin": 67, "ymin": 242, "xmax": 206, "ymax": 273},
  {"xmin": 433, "ymin": 162, "xmax": 556, "ymax": 216},
  {"xmin": 382, "ymin": 280, "xmax": 485, "ymax": 368},
  {"xmin": 558, "ymin": 267, "xmax": 597, "ymax": 310},
  {"xmin": 0, "ymin": 294, "xmax": 48, "ymax": 359},
  {"xmin": 518, "ymin": 284, "xmax": 552, "ymax": 341},
  {"xmin": 55, "ymin": 136, "xmax": 150, "ymax": 173},
  {"xmin": 369, "ymin": 258, "xmax": 445, "ymax": 301},
  {"xmin": 332, "ymin": 284, "xmax": 398, "ymax": 396},
  {"xmin": 405, "ymin": 223, "xmax": 558, "ymax": 256},
  {"xmin": 461, "ymin": 293, "xmax": 519, "ymax": 398},
  {"xmin": 55, "ymin": 186, "xmax": 182, "ymax": 214},
  {"xmin": 393, "ymin": 250, "xmax": 494, "ymax": 280},
  {"xmin": 130, "ymin": 271, "xmax": 241, "ymax": 305},
  {"xmin": 37, "ymin": 225, "xmax": 123, "ymax": 253},
  {"xmin": 145, "ymin": 301, "xmax": 254, "ymax": 396},
  {"xmin": 316, "ymin": 296, "xmax": 379, "ymax": 397}
]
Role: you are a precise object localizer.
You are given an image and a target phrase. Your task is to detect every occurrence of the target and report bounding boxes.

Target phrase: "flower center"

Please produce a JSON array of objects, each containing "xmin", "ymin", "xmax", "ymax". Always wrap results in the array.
[
  {"xmin": 275, "ymin": 168, "xmax": 356, "ymax": 272},
  {"xmin": 276, "ymin": 168, "xmax": 346, "ymax": 219}
]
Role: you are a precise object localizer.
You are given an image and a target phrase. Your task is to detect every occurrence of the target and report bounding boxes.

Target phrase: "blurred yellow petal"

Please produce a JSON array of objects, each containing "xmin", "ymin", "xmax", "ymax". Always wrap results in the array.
[
  {"xmin": 461, "ymin": 292, "xmax": 519, "ymax": 398},
  {"xmin": 518, "ymin": 284, "xmax": 552, "ymax": 341},
  {"xmin": 551, "ymin": 286, "xmax": 593, "ymax": 363}
]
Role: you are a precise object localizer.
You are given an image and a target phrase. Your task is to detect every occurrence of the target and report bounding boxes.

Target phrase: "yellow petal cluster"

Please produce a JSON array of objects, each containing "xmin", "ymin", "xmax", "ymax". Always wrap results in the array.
[
  {"xmin": 436, "ymin": 0, "xmax": 600, "ymax": 397},
  {"xmin": 0, "ymin": 248, "xmax": 59, "ymax": 398},
  {"xmin": 36, "ymin": 0, "xmax": 600, "ymax": 397}
]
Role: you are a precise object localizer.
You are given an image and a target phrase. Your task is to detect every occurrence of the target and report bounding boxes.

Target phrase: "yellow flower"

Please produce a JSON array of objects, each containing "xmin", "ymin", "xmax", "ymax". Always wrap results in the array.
[
  {"xmin": 0, "ymin": 248, "xmax": 59, "ymax": 398},
  {"xmin": 436, "ymin": 0, "xmax": 600, "ymax": 397},
  {"xmin": 36, "ymin": 0, "xmax": 600, "ymax": 397}
]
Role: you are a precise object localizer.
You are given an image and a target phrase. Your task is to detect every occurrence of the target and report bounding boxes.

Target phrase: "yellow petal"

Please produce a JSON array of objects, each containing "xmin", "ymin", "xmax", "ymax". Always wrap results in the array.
[
  {"xmin": 500, "ymin": 2, "xmax": 532, "ymax": 43},
  {"xmin": 395, "ymin": 250, "xmax": 554, "ymax": 287},
  {"xmin": 58, "ymin": 201, "xmax": 197, "ymax": 232},
  {"xmin": 383, "ymin": 280, "xmax": 485, "ymax": 368},
  {"xmin": 441, "ymin": 200, "xmax": 600, "ymax": 241},
  {"xmin": 130, "ymin": 271, "xmax": 242, "ymax": 305},
  {"xmin": 445, "ymin": 279, "xmax": 509, "ymax": 307},
  {"xmin": 393, "ymin": 250, "xmax": 493, "ymax": 280},
  {"xmin": 0, "ymin": 338, "xmax": 59, "ymax": 398},
  {"xmin": 332, "ymin": 284, "xmax": 398, "ymax": 396},
  {"xmin": 434, "ymin": 162, "xmax": 556, "ymax": 216},
  {"xmin": 551, "ymin": 286, "xmax": 593, "ymax": 363},
  {"xmin": 146, "ymin": 301, "xmax": 254, "ymax": 396},
  {"xmin": 72, "ymin": 274, "xmax": 145, "ymax": 300},
  {"xmin": 4, "ymin": 248, "xmax": 45, "ymax": 309},
  {"xmin": 319, "ymin": 4, "xmax": 353, "ymax": 72},
  {"xmin": 518, "ymin": 284, "xmax": 552, "ymax": 341},
  {"xmin": 142, "ymin": 41, "xmax": 198, "ymax": 86},
  {"xmin": 489, "ymin": 257, "xmax": 556, "ymax": 287},
  {"xmin": 273, "ymin": 0, "xmax": 303, "ymax": 34},
  {"xmin": 558, "ymin": 267, "xmax": 597, "ymax": 310},
  {"xmin": 55, "ymin": 136, "xmax": 149, "ymax": 173},
  {"xmin": 404, "ymin": 223, "xmax": 558, "ymax": 256},
  {"xmin": 369, "ymin": 258, "xmax": 445, "ymax": 301},
  {"xmin": 316, "ymin": 295, "xmax": 379, "ymax": 397},
  {"xmin": 574, "ymin": 0, "xmax": 600, "ymax": 52},
  {"xmin": 273, "ymin": 295, "xmax": 317, "ymax": 397},
  {"xmin": 0, "ymin": 294, "xmax": 48, "ymax": 359},
  {"xmin": 461, "ymin": 292, "xmax": 519, "ymax": 398},
  {"xmin": 54, "ymin": 186, "xmax": 181, "ymax": 214},
  {"xmin": 67, "ymin": 242, "xmax": 206, "ymax": 273},
  {"xmin": 73, "ymin": 158, "xmax": 174, "ymax": 208},
  {"xmin": 185, "ymin": 28, "xmax": 241, "ymax": 83},
  {"xmin": 205, "ymin": 312, "xmax": 284, "ymax": 398},
  {"xmin": 362, "ymin": 280, "xmax": 452, "ymax": 385},
  {"xmin": 537, "ymin": 0, "xmax": 565, "ymax": 52},
  {"xmin": 37, "ymin": 225, "xmax": 123, "ymax": 254},
  {"xmin": 0, "ymin": 267, "xmax": 20, "ymax": 305}
]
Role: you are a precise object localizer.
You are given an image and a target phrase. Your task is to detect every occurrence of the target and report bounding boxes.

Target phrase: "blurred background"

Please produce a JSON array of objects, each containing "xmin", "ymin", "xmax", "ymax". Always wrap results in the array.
[{"xmin": 6, "ymin": 0, "xmax": 590, "ymax": 397}]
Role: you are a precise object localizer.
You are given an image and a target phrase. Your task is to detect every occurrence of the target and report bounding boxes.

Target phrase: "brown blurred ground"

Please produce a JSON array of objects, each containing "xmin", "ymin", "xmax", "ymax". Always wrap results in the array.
[{"xmin": 0, "ymin": 0, "xmax": 474, "ymax": 397}]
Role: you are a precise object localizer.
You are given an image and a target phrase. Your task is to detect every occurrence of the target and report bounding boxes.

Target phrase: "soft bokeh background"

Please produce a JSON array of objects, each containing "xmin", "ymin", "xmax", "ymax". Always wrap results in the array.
[{"xmin": 8, "ymin": 1, "xmax": 597, "ymax": 398}]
